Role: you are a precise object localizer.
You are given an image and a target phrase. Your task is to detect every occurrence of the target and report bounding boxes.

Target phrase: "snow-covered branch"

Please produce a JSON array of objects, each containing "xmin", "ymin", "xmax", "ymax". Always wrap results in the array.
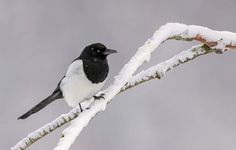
[
  {"xmin": 53, "ymin": 23, "xmax": 236, "ymax": 150},
  {"xmin": 11, "ymin": 44, "xmax": 210, "ymax": 150},
  {"xmin": 12, "ymin": 23, "xmax": 236, "ymax": 150},
  {"xmin": 121, "ymin": 44, "xmax": 212, "ymax": 91}
]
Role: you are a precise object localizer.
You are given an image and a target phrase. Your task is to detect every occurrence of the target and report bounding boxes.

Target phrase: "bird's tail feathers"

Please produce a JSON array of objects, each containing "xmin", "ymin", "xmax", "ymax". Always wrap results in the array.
[{"xmin": 18, "ymin": 90, "xmax": 62, "ymax": 120}]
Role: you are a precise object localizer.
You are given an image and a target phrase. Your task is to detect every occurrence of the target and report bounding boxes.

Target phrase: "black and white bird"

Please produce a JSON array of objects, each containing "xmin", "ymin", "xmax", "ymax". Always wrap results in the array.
[{"xmin": 18, "ymin": 43, "xmax": 117, "ymax": 120}]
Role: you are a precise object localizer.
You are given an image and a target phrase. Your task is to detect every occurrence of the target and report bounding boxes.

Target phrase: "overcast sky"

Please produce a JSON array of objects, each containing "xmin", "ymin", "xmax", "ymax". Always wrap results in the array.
[{"xmin": 1, "ymin": 0, "xmax": 236, "ymax": 150}]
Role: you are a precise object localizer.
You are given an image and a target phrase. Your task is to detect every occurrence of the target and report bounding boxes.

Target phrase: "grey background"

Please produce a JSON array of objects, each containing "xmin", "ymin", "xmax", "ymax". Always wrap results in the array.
[{"xmin": 1, "ymin": 0, "xmax": 236, "ymax": 150}]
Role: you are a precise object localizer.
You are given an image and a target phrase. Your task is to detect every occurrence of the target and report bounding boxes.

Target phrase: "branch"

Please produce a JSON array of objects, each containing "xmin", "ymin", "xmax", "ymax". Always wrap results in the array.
[
  {"xmin": 53, "ymin": 23, "xmax": 236, "ymax": 150},
  {"xmin": 121, "ymin": 44, "xmax": 212, "ymax": 92},
  {"xmin": 12, "ymin": 44, "xmax": 210, "ymax": 150},
  {"xmin": 12, "ymin": 23, "xmax": 236, "ymax": 150}
]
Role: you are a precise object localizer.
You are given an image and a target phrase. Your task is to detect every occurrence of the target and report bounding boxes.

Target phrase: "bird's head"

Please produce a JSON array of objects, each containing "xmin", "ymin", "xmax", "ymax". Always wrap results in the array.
[{"xmin": 79, "ymin": 43, "xmax": 117, "ymax": 60}]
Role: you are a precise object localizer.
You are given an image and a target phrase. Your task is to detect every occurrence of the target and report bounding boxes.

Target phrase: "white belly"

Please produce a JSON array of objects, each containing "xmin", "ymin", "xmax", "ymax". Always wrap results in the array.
[{"xmin": 60, "ymin": 60, "xmax": 106, "ymax": 107}]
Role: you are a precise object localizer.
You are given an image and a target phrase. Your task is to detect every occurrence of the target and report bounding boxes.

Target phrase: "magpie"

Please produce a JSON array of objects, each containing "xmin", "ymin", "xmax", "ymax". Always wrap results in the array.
[{"xmin": 18, "ymin": 43, "xmax": 117, "ymax": 120}]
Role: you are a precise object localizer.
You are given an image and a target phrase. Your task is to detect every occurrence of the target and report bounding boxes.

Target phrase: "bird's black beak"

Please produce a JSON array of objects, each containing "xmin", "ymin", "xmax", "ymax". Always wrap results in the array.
[{"xmin": 103, "ymin": 49, "xmax": 117, "ymax": 55}]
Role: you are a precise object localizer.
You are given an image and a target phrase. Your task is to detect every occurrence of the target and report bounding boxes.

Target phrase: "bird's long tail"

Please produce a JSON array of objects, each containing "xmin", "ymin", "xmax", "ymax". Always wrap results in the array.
[{"xmin": 18, "ymin": 90, "xmax": 63, "ymax": 120}]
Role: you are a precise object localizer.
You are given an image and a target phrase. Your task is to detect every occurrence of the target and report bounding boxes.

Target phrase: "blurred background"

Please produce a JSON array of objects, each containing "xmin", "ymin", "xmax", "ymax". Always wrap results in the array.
[{"xmin": 1, "ymin": 0, "xmax": 236, "ymax": 150}]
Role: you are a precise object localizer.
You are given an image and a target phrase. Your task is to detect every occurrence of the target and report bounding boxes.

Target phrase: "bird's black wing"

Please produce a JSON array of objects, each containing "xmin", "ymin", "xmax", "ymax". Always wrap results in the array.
[{"xmin": 18, "ymin": 78, "xmax": 64, "ymax": 120}]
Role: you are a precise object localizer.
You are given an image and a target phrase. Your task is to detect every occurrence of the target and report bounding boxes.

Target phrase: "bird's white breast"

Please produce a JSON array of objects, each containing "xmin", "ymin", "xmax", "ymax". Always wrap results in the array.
[{"xmin": 60, "ymin": 60, "xmax": 106, "ymax": 107}]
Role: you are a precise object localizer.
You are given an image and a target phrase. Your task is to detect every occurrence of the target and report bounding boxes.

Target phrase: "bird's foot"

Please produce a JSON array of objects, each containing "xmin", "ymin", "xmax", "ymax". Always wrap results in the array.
[
  {"xmin": 93, "ymin": 93, "xmax": 105, "ymax": 100},
  {"xmin": 79, "ymin": 103, "xmax": 83, "ymax": 112}
]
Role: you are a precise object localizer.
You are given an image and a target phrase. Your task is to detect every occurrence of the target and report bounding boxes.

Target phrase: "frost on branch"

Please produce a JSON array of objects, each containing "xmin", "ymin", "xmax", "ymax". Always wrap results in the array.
[
  {"xmin": 122, "ymin": 44, "xmax": 211, "ymax": 91},
  {"xmin": 12, "ymin": 23, "xmax": 236, "ymax": 150}
]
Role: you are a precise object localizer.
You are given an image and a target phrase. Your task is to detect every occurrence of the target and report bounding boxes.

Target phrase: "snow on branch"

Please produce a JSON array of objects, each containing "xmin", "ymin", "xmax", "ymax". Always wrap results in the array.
[
  {"xmin": 12, "ymin": 23, "xmax": 236, "ymax": 150},
  {"xmin": 121, "ymin": 44, "xmax": 212, "ymax": 91}
]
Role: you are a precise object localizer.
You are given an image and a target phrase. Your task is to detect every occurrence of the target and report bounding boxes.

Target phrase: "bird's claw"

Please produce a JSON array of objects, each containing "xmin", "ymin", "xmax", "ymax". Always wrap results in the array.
[
  {"xmin": 93, "ymin": 94, "xmax": 105, "ymax": 100},
  {"xmin": 79, "ymin": 103, "xmax": 83, "ymax": 112}
]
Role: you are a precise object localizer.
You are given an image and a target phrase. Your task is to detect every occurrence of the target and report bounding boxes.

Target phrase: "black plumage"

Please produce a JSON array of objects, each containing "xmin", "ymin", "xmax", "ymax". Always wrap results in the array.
[{"xmin": 18, "ymin": 81, "xmax": 63, "ymax": 119}]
